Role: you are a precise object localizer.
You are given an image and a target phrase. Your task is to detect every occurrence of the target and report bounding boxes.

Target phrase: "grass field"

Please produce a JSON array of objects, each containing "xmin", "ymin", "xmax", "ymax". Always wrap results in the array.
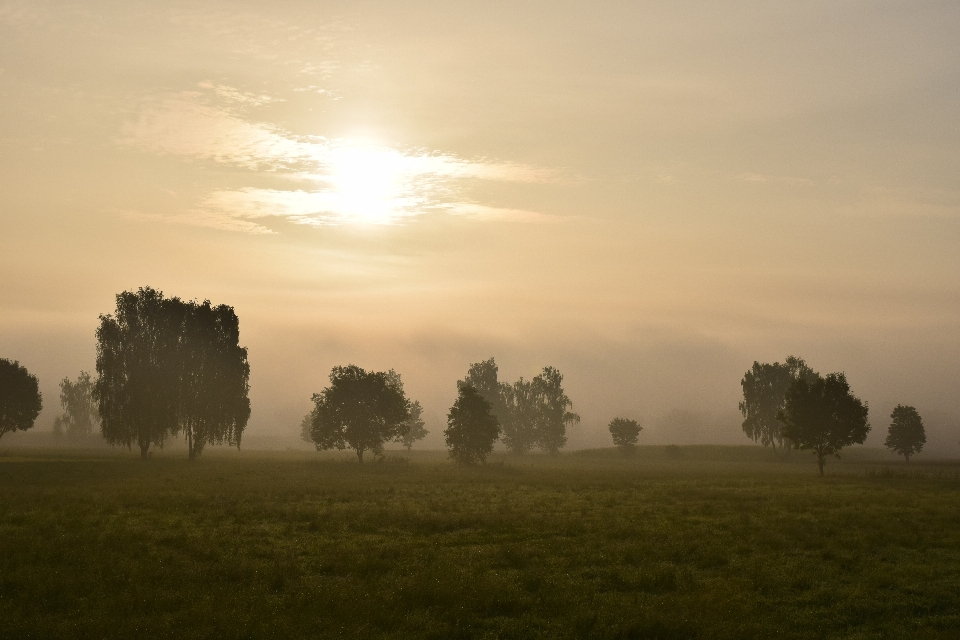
[{"xmin": 1, "ymin": 445, "xmax": 959, "ymax": 639}]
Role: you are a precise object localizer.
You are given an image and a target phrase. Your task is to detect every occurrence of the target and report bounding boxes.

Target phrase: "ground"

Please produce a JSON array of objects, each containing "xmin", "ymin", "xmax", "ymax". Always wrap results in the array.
[{"xmin": 1, "ymin": 445, "xmax": 958, "ymax": 639}]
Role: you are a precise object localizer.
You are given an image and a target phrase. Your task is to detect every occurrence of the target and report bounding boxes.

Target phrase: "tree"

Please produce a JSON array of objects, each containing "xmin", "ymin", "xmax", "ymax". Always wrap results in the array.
[
  {"xmin": 95, "ymin": 287, "xmax": 179, "ymax": 459},
  {"xmin": 740, "ymin": 355, "xmax": 817, "ymax": 452},
  {"xmin": 300, "ymin": 409, "xmax": 315, "ymax": 443},
  {"xmin": 172, "ymin": 300, "xmax": 251, "ymax": 459},
  {"xmin": 0, "ymin": 359, "xmax": 42, "ymax": 440},
  {"xmin": 777, "ymin": 372, "xmax": 870, "ymax": 476},
  {"xmin": 885, "ymin": 405, "xmax": 925, "ymax": 462},
  {"xmin": 532, "ymin": 366, "xmax": 579, "ymax": 454},
  {"xmin": 309, "ymin": 365, "xmax": 410, "ymax": 462},
  {"xmin": 501, "ymin": 377, "xmax": 538, "ymax": 454},
  {"xmin": 53, "ymin": 371, "xmax": 99, "ymax": 438},
  {"xmin": 609, "ymin": 417, "xmax": 642, "ymax": 453},
  {"xmin": 445, "ymin": 385, "xmax": 500, "ymax": 465},
  {"xmin": 459, "ymin": 358, "xmax": 510, "ymax": 424},
  {"xmin": 400, "ymin": 400, "xmax": 428, "ymax": 451},
  {"xmin": 94, "ymin": 287, "xmax": 250, "ymax": 459}
]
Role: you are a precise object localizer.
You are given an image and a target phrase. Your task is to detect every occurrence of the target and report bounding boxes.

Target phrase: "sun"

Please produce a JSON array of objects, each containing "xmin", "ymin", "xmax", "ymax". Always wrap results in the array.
[{"xmin": 323, "ymin": 141, "xmax": 411, "ymax": 224}]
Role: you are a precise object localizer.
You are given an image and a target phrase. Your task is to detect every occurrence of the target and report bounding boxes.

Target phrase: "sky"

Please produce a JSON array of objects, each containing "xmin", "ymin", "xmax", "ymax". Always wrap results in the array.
[{"xmin": 2, "ymin": 1, "xmax": 959, "ymax": 451}]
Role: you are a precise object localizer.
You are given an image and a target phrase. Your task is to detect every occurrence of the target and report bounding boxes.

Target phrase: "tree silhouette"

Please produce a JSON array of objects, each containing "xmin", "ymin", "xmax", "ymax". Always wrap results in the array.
[
  {"xmin": 309, "ymin": 365, "xmax": 410, "ymax": 463},
  {"xmin": 53, "ymin": 371, "xmax": 99, "ymax": 438},
  {"xmin": 459, "ymin": 358, "xmax": 510, "ymax": 425},
  {"xmin": 778, "ymin": 372, "xmax": 870, "ymax": 476},
  {"xmin": 740, "ymin": 356, "xmax": 817, "ymax": 452},
  {"xmin": 533, "ymin": 366, "xmax": 579, "ymax": 454},
  {"xmin": 501, "ymin": 377, "xmax": 538, "ymax": 454},
  {"xmin": 172, "ymin": 300, "xmax": 251, "ymax": 459},
  {"xmin": 0, "ymin": 359, "xmax": 42, "ymax": 440},
  {"xmin": 608, "ymin": 417, "xmax": 642, "ymax": 453},
  {"xmin": 884, "ymin": 405, "xmax": 925, "ymax": 462},
  {"xmin": 95, "ymin": 287, "xmax": 250, "ymax": 459},
  {"xmin": 445, "ymin": 385, "xmax": 500, "ymax": 465},
  {"xmin": 400, "ymin": 400, "xmax": 428, "ymax": 451},
  {"xmin": 95, "ymin": 288, "xmax": 178, "ymax": 459}
]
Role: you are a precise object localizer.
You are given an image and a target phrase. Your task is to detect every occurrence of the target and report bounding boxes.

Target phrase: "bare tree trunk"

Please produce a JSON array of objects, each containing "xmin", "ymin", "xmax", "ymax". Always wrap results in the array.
[
  {"xmin": 188, "ymin": 422, "xmax": 195, "ymax": 461},
  {"xmin": 139, "ymin": 443, "xmax": 149, "ymax": 460},
  {"xmin": 357, "ymin": 448, "xmax": 364, "ymax": 463}
]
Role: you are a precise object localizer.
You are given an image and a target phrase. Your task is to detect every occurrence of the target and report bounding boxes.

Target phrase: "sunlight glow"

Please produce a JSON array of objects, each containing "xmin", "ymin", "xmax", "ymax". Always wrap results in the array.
[{"xmin": 321, "ymin": 142, "xmax": 418, "ymax": 224}]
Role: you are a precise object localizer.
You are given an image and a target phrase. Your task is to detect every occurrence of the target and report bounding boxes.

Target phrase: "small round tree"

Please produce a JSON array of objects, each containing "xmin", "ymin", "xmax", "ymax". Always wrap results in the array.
[
  {"xmin": 0, "ymin": 359, "xmax": 43, "ymax": 440},
  {"xmin": 445, "ymin": 385, "xmax": 500, "ymax": 465},
  {"xmin": 608, "ymin": 417, "xmax": 642, "ymax": 454},
  {"xmin": 310, "ymin": 365, "xmax": 410, "ymax": 463},
  {"xmin": 884, "ymin": 405, "xmax": 925, "ymax": 463}
]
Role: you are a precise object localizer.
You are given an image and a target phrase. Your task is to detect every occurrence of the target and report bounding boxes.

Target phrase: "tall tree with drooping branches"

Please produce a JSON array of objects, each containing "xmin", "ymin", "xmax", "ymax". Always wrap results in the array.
[
  {"xmin": 95, "ymin": 287, "xmax": 250, "ymax": 459},
  {"xmin": 740, "ymin": 355, "xmax": 817, "ymax": 452}
]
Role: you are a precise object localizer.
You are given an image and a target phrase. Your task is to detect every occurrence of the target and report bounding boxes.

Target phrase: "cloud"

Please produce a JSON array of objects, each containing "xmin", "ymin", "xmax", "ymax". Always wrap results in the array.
[{"xmin": 120, "ymin": 87, "xmax": 556, "ymax": 231}]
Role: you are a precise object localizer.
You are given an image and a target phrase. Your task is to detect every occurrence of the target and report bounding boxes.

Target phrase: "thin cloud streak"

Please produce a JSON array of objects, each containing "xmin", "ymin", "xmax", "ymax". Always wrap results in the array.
[{"xmin": 120, "ymin": 87, "xmax": 557, "ymax": 231}]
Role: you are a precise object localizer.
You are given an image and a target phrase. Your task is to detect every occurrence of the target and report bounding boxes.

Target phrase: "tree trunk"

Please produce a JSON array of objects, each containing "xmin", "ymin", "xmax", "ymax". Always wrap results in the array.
[
  {"xmin": 188, "ymin": 424, "xmax": 195, "ymax": 461},
  {"xmin": 357, "ymin": 448, "xmax": 364, "ymax": 464},
  {"xmin": 817, "ymin": 453, "xmax": 824, "ymax": 476},
  {"xmin": 139, "ymin": 443, "xmax": 149, "ymax": 460},
  {"xmin": 905, "ymin": 453, "xmax": 910, "ymax": 463}
]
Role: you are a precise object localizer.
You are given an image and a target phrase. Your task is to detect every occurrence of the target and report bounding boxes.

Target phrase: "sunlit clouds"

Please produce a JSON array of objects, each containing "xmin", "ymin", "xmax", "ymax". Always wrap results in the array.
[{"xmin": 121, "ymin": 86, "xmax": 555, "ymax": 231}]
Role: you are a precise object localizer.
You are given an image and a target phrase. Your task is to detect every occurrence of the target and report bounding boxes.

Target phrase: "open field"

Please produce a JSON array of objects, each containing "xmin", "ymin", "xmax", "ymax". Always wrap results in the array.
[{"xmin": 1, "ymin": 446, "xmax": 959, "ymax": 639}]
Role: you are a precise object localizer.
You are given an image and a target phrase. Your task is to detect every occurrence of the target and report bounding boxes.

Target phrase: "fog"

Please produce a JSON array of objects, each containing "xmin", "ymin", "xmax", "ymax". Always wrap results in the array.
[{"xmin": 2, "ymin": 1, "xmax": 959, "ymax": 455}]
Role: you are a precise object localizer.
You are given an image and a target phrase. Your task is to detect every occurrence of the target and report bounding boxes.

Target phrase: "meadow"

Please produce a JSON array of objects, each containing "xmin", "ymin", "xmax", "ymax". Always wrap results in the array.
[{"xmin": 1, "ymin": 445, "xmax": 958, "ymax": 639}]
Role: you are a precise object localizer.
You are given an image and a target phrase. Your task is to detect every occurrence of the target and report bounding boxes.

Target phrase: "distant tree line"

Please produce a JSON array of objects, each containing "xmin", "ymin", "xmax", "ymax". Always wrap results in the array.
[
  {"xmin": 0, "ymin": 287, "xmax": 936, "ymax": 472},
  {"xmin": 302, "ymin": 357, "xmax": 580, "ymax": 465}
]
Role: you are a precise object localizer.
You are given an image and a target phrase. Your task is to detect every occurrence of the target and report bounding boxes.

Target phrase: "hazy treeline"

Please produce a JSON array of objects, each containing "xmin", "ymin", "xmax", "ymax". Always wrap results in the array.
[
  {"xmin": 299, "ymin": 357, "xmax": 579, "ymax": 464},
  {"xmin": 738, "ymin": 355, "xmax": 925, "ymax": 474},
  {"xmin": 0, "ymin": 288, "xmax": 944, "ymax": 472}
]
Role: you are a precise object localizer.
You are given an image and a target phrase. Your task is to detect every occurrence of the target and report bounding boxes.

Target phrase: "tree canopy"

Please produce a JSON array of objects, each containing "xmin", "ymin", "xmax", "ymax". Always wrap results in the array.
[
  {"xmin": 532, "ymin": 366, "xmax": 579, "ymax": 454},
  {"xmin": 400, "ymin": 400, "xmax": 428, "ymax": 450},
  {"xmin": 53, "ymin": 371, "xmax": 99, "ymax": 438},
  {"xmin": 609, "ymin": 417, "xmax": 642, "ymax": 452},
  {"xmin": 445, "ymin": 384, "xmax": 501, "ymax": 465},
  {"xmin": 740, "ymin": 355, "xmax": 817, "ymax": 451},
  {"xmin": 309, "ymin": 365, "xmax": 410, "ymax": 462},
  {"xmin": 778, "ymin": 372, "xmax": 870, "ymax": 475},
  {"xmin": 460, "ymin": 359, "xmax": 578, "ymax": 455},
  {"xmin": 0, "ymin": 359, "xmax": 43, "ymax": 440},
  {"xmin": 885, "ymin": 404, "xmax": 925, "ymax": 462},
  {"xmin": 94, "ymin": 287, "xmax": 251, "ymax": 459}
]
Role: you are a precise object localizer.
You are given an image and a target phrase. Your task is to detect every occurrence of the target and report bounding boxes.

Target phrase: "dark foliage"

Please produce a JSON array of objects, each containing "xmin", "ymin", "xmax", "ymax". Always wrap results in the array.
[
  {"xmin": 309, "ymin": 365, "xmax": 410, "ymax": 462},
  {"xmin": 94, "ymin": 287, "xmax": 250, "ymax": 459},
  {"xmin": 0, "ymin": 359, "xmax": 42, "ymax": 439},
  {"xmin": 885, "ymin": 404, "xmax": 926, "ymax": 462},
  {"xmin": 778, "ymin": 372, "xmax": 870, "ymax": 475},
  {"xmin": 400, "ymin": 400, "xmax": 428, "ymax": 450},
  {"xmin": 461, "ymin": 359, "xmax": 579, "ymax": 455},
  {"xmin": 445, "ymin": 384, "xmax": 501, "ymax": 464},
  {"xmin": 53, "ymin": 371, "xmax": 98, "ymax": 438},
  {"xmin": 739, "ymin": 355, "xmax": 817, "ymax": 451},
  {"xmin": 608, "ymin": 417, "xmax": 642, "ymax": 451}
]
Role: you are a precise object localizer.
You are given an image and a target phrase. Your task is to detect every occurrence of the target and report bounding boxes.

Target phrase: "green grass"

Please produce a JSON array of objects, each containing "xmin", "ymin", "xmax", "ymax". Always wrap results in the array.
[{"xmin": 1, "ymin": 446, "xmax": 959, "ymax": 639}]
